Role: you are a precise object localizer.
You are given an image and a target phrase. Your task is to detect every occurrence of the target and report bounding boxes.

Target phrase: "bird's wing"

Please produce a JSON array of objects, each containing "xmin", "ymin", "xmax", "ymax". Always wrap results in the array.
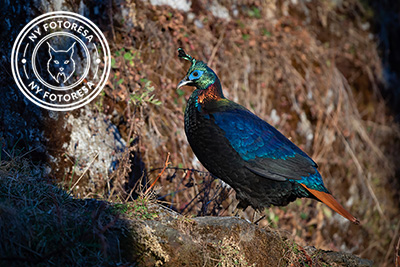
[{"xmin": 211, "ymin": 108, "xmax": 318, "ymax": 182}]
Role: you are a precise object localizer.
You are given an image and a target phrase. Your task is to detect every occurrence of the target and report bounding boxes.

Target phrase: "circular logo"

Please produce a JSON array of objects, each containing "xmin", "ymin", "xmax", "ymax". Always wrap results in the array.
[{"xmin": 11, "ymin": 11, "xmax": 111, "ymax": 111}]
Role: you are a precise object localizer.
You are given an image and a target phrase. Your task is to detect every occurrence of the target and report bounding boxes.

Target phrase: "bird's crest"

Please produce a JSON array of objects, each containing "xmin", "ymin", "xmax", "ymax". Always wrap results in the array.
[
  {"xmin": 178, "ymin": 48, "xmax": 196, "ymax": 66},
  {"xmin": 178, "ymin": 48, "xmax": 209, "ymax": 74},
  {"xmin": 177, "ymin": 48, "xmax": 220, "ymax": 92}
]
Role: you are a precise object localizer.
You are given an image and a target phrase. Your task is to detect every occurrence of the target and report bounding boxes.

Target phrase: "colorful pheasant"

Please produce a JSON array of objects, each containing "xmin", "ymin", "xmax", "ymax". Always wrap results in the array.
[{"xmin": 177, "ymin": 48, "xmax": 359, "ymax": 224}]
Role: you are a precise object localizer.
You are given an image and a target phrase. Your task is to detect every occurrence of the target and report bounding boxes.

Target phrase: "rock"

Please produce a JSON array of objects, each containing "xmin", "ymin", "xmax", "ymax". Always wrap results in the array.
[
  {"xmin": 148, "ymin": 0, "xmax": 191, "ymax": 12},
  {"xmin": 305, "ymin": 246, "xmax": 373, "ymax": 267},
  {"xmin": 123, "ymin": 204, "xmax": 373, "ymax": 266},
  {"xmin": 1, "ymin": 0, "xmax": 126, "ymax": 197},
  {"xmin": 0, "ymin": 170, "xmax": 373, "ymax": 266},
  {"xmin": 60, "ymin": 106, "xmax": 126, "ymax": 196}
]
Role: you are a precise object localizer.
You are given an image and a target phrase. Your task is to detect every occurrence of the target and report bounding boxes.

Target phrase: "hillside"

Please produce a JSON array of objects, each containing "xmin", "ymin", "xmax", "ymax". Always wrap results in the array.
[{"xmin": 1, "ymin": 0, "xmax": 400, "ymax": 266}]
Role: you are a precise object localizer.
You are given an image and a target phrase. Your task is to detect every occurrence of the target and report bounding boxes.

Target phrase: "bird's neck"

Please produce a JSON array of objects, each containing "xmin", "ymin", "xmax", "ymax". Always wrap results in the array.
[{"xmin": 196, "ymin": 77, "xmax": 224, "ymax": 106}]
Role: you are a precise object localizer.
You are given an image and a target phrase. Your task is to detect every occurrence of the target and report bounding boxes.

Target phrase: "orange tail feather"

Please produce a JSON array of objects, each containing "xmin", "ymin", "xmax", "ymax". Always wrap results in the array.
[{"xmin": 301, "ymin": 184, "xmax": 360, "ymax": 225}]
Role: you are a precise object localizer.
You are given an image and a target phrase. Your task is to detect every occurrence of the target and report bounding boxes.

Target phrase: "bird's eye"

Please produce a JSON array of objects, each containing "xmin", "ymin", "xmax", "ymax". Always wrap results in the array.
[
  {"xmin": 189, "ymin": 70, "xmax": 204, "ymax": 80},
  {"xmin": 64, "ymin": 60, "xmax": 69, "ymax": 64},
  {"xmin": 54, "ymin": 60, "xmax": 59, "ymax": 64}
]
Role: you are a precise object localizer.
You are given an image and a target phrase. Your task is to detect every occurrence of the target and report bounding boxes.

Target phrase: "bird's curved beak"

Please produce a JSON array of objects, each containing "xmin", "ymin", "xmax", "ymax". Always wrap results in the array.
[{"xmin": 177, "ymin": 76, "xmax": 194, "ymax": 89}]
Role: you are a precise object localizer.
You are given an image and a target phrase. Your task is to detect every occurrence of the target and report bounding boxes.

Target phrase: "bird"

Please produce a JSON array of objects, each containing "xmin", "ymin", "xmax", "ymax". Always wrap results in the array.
[{"xmin": 177, "ymin": 48, "xmax": 359, "ymax": 224}]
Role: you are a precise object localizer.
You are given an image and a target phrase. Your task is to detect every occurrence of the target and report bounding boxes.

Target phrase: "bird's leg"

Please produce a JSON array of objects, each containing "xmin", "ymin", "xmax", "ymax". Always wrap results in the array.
[
  {"xmin": 233, "ymin": 200, "xmax": 248, "ymax": 218},
  {"xmin": 252, "ymin": 209, "xmax": 256, "ymax": 222},
  {"xmin": 233, "ymin": 200, "xmax": 249, "ymax": 218},
  {"xmin": 233, "ymin": 209, "xmax": 240, "ymax": 217},
  {"xmin": 251, "ymin": 208, "xmax": 266, "ymax": 225},
  {"xmin": 233, "ymin": 207, "xmax": 245, "ymax": 218},
  {"xmin": 253, "ymin": 214, "xmax": 266, "ymax": 225}
]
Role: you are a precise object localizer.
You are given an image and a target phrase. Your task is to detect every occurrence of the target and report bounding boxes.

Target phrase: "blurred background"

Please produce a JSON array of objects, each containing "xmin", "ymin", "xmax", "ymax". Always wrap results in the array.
[{"xmin": 2, "ymin": 0, "xmax": 400, "ymax": 265}]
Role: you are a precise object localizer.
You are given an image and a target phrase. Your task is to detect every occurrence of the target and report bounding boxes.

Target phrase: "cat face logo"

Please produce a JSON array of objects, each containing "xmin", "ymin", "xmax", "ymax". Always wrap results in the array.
[
  {"xmin": 11, "ymin": 11, "xmax": 111, "ymax": 111},
  {"xmin": 47, "ymin": 42, "xmax": 76, "ymax": 84}
]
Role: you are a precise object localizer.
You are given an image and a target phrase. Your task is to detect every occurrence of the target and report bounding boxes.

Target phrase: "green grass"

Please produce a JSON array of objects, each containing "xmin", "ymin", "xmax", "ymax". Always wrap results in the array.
[
  {"xmin": 111, "ymin": 198, "xmax": 158, "ymax": 220},
  {"xmin": 129, "ymin": 78, "xmax": 162, "ymax": 106}
]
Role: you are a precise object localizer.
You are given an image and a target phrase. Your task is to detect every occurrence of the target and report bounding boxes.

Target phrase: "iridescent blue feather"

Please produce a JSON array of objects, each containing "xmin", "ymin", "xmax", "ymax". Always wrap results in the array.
[{"xmin": 211, "ymin": 108, "xmax": 328, "ymax": 192}]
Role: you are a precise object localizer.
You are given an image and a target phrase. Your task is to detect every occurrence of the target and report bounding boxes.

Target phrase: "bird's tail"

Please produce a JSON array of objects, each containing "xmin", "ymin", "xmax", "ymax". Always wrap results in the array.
[{"xmin": 301, "ymin": 184, "xmax": 360, "ymax": 225}]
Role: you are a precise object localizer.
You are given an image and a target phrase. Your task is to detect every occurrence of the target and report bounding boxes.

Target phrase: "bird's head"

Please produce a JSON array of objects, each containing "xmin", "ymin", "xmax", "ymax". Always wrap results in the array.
[{"xmin": 177, "ymin": 48, "xmax": 218, "ymax": 90}]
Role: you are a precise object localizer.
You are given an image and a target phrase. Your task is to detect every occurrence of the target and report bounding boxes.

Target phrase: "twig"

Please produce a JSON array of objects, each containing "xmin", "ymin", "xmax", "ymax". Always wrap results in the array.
[
  {"xmin": 108, "ymin": 0, "xmax": 116, "ymax": 42},
  {"xmin": 396, "ymin": 235, "xmax": 400, "ymax": 267},
  {"xmin": 208, "ymin": 27, "xmax": 227, "ymax": 67},
  {"xmin": 330, "ymin": 111, "xmax": 385, "ymax": 219},
  {"xmin": 19, "ymin": 146, "xmax": 40, "ymax": 159},
  {"xmin": 297, "ymin": 244, "xmax": 312, "ymax": 266},
  {"xmin": 149, "ymin": 166, "xmax": 210, "ymax": 175},
  {"xmin": 385, "ymin": 221, "xmax": 400, "ymax": 263},
  {"xmin": 69, "ymin": 153, "xmax": 99, "ymax": 194},
  {"xmin": 144, "ymin": 152, "xmax": 170, "ymax": 195},
  {"xmin": 124, "ymin": 186, "xmax": 137, "ymax": 202}
]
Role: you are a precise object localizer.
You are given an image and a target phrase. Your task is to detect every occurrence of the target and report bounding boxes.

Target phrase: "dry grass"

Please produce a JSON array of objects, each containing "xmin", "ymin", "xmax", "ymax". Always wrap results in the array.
[
  {"xmin": 54, "ymin": 0, "xmax": 400, "ymax": 265},
  {"xmin": 0, "ymin": 153, "xmax": 374, "ymax": 266},
  {"xmin": 0, "ymin": 155, "xmax": 128, "ymax": 266}
]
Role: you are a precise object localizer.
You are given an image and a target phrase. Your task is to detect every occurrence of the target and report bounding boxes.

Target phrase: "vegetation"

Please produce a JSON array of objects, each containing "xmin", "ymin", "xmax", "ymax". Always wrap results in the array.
[
  {"xmin": 0, "ymin": 156, "xmax": 125, "ymax": 266},
  {"xmin": 0, "ymin": 157, "xmax": 371, "ymax": 266},
  {"xmin": 96, "ymin": 1, "xmax": 399, "ymax": 264},
  {"xmin": 1, "ymin": 0, "xmax": 400, "ymax": 266}
]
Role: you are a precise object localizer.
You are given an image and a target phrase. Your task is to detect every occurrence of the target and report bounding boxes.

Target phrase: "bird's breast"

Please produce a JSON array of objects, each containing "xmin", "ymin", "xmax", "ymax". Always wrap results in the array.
[{"xmin": 184, "ymin": 99, "xmax": 246, "ymax": 186}]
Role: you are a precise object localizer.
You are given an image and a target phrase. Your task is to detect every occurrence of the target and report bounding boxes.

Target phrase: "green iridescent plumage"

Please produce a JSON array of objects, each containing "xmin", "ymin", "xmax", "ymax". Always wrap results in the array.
[
  {"xmin": 177, "ymin": 48, "xmax": 219, "ymax": 91},
  {"xmin": 177, "ymin": 48, "xmax": 359, "ymax": 224}
]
